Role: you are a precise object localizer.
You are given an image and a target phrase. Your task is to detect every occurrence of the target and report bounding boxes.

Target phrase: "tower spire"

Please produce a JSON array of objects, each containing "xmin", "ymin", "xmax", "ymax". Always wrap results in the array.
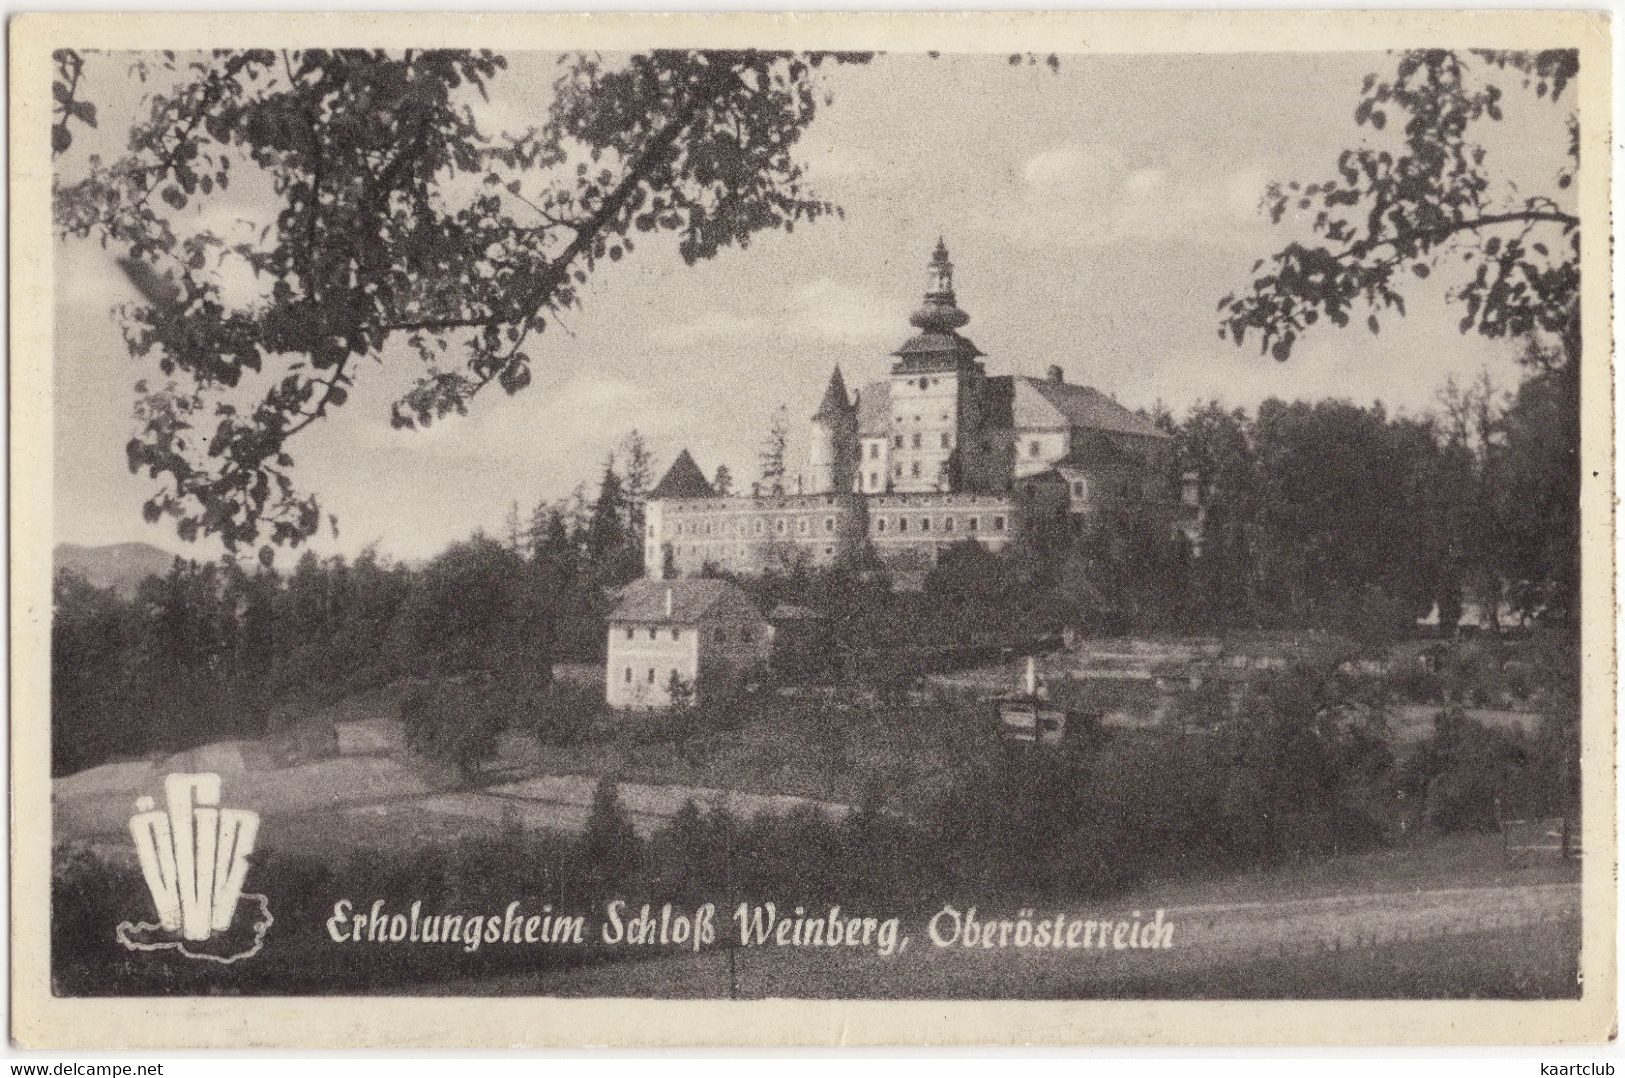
[
  {"xmin": 812, "ymin": 364, "xmax": 853, "ymax": 421},
  {"xmin": 911, "ymin": 239, "xmax": 970, "ymax": 333}
]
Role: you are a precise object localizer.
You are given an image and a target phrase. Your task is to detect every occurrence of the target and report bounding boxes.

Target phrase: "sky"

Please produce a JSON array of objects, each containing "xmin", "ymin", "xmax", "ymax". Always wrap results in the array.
[{"xmin": 52, "ymin": 50, "xmax": 1578, "ymax": 562}]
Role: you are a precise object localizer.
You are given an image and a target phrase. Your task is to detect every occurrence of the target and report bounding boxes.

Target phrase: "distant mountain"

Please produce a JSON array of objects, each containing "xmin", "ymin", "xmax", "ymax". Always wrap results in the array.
[{"xmin": 55, "ymin": 542, "xmax": 177, "ymax": 598}]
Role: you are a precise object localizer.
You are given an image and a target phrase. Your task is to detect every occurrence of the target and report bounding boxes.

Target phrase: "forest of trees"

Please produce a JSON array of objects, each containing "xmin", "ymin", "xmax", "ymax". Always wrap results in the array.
[{"xmin": 52, "ymin": 349, "xmax": 1579, "ymax": 780}]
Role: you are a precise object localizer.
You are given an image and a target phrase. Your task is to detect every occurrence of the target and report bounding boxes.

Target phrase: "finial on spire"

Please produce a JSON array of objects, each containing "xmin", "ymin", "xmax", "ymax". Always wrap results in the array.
[{"xmin": 911, "ymin": 239, "xmax": 970, "ymax": 333}]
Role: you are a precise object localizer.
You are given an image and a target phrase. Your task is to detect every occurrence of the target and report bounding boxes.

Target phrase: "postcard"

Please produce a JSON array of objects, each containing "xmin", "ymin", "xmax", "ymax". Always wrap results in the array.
[{"xmin": 10, "ymin": 9, "xmax": 1615, "ymax": 1048}]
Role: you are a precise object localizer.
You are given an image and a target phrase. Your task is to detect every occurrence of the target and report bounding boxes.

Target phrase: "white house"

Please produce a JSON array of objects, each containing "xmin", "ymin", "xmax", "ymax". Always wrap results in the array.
[{"xmin": 605, "ymin": 579, "xmax": 773, "ymax": 710}]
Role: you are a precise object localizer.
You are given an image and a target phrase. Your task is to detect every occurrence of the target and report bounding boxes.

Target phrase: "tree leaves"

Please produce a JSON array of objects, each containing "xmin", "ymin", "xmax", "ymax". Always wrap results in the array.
[
  {"xmin": 58, "ymin": 48, "xmax": 872, "ymax": 552},
  {"xmin": 1221, "ymin": 49, "xmax": 1580, "ymax": 371}
]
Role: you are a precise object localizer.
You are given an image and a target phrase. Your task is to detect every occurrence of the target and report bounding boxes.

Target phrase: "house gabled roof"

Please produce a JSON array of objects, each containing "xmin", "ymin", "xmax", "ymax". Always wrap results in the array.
[
  {"xmin": 609, "ymin": 578, "xmax": 763, "ymax": 625},
  {"xmin": 650, "ymin": 449, "xmax": 714, "ymax": 499}
]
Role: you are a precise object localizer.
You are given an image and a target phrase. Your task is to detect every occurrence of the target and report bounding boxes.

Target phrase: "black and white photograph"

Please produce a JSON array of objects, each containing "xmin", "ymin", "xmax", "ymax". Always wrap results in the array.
[{"xmin": 11, "ymin": 9, "xmax": 1615, "ymax": 1049}]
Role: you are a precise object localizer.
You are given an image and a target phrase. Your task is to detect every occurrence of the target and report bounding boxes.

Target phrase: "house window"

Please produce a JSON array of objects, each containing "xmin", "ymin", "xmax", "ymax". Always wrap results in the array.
[
  {"xmin": 911, "ymin": 462, "xmax": 921, "ymax": 477},
  {"xmin": 797, "ymin": 519, "xmax": 808, "ymax": 534},
  {"xmin": 944, "ymin": 517, "xmax": 955, "ymax": 533},
  {"xmin": 894, "ymin": 464, "xmax": 903, "ymax": 478},
  {"xmin": 919, "ymin": 377, "xmax": 929, "ymax": 390},
  {"xmin": 1072, "ymin": 481, "xmax": 1085, "ymax": 496},
  {"xmin": 869, "ymin": 444, "xmax": 879, "ymax": 459},
  {"xmin": 1029, "ymin": 440, "xmax": 1042, "ymax": 457},
  {"xmin": 824, "ymin": 517, "xmax": 835, "ymax": 532},
  {"xmin": 920, "ymin": 517, "xmax": 931, "ymax": 532},
  {"xmin": 670, "ymin": 669, "xmax": 679, "ymax": 684},
  {"xmin": 671, "ymin": 628, "xmax": 680, "ymax": 641},
  {"xmin": 825, "ymin": 546, "xmax": 834, "ymax": 555},
  {"xmin": 775, "ymin": 519, "xmax": 786, "ymax": 534},
  {"xmin": 625, "ymin": 628, "xmax": 634, "ymax": 641},
  {"xmin": 869, "ymin": 472, "xmax": 878, "ymax": 488},
  {"xmin": 994, "ymin": 515, "xmax": 1007, "ymax": 531},
  {"xmin": 967, "ymin": 517, "xmax": 979, "ymax": 531},
  {"xmin": 876, "ymin": 518, "xmax": 887, "ymax": 533},
  {"xmin": 911, "ymin": 433, "xmax": 922, "ymax": 449},
  {"xmin": 941, "ymin": 433, "xmax": 951, "ymax": 449},
  {"xmin": 893, "ymin": 435, "xmax": 903, "ymax": 449},
  {"xmin": 649, "ymin": 628, "xmax": 658, "ymax": 640},
  {"xmin": 898, "ymin": 518, "xmax": 908, "ymax": 533},
  {"xmin": 624, "ymin": 667, "xmax": 632, "ymax": 683},
  {"xmin": 647, "ymin": 668, "xmax": 656, "ymax": 683}
]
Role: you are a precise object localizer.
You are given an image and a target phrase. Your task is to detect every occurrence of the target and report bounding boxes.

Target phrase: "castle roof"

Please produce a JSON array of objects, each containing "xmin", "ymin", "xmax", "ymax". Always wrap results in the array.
[
  {"xmin": 609, "ymin": 578, "xmax": 762, "ymax": 625},
  {"xmin": 650, "ymin": 449, "xmax": 714, "ymax": 499},
  {"xmin": 856, "ymin": 381, "xmax": 891, "ymax": 437},
  {"xmin": 813, "ymin": 366, "xmax": 855, "ymax": 421},
  {"xmin": 853, "ymin": 375, "xmax": 1168, "ymax": 440},
  {"xmin": 1010, "ymin": 377, "xmax": 1170, "ymax": 440}
]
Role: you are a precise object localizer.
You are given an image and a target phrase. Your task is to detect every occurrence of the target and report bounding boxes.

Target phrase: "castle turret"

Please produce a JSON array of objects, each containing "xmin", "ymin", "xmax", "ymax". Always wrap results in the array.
[
  {"xmin": 807, "ymin": 365, "xmax": 858, "ymax": 495},
  {"xmin": 887, "ymin": 239, "xmax": 986, "ymax": 494}
]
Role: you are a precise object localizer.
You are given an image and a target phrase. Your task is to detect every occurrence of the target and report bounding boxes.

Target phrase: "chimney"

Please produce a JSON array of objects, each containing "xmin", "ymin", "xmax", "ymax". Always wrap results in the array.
[
  {"xmin": 1025, "ymin": 656, "xmax": 1037, "ymax": 696},
  {"xmin": 664, "ymin": 587, "xmax": 673, "ymax": 617},
  {"xmin": 1046, "ymin": 364, "xmax": 1064, "ymax": 385}
]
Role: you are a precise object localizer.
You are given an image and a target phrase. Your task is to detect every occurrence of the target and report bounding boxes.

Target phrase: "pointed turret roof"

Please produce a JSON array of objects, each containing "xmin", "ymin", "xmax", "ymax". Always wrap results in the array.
[
  {"xmin": 812, "ymin": 365, "xmax": 854, "ymax": 421},
  {"xmin": 650, "ymin": 449, "xmax": 715, "ymax": 499}
]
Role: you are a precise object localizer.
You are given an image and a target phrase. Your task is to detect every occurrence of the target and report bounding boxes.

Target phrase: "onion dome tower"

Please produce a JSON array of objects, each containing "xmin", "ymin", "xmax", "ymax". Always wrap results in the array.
[
  {"xmin": 892, "ymin": 237, "xmax": 985, "ymax": 374},
  {"xmin": 807, "ymin": 365, "xmax": 858, "ymax": 495},
  {"xmin": 886, "ymin": 240, "xmax": 987, "ymax": 495}
]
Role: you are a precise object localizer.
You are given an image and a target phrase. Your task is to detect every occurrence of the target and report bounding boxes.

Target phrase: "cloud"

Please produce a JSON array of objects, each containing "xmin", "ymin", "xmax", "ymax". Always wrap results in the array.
[
  {"xmin": 979, "ymin": 142, "xmax": 1273, "ymax": 250},
  {"xmin": 650, "ymin": 276, "xmax": 897, "ymax": 348}
]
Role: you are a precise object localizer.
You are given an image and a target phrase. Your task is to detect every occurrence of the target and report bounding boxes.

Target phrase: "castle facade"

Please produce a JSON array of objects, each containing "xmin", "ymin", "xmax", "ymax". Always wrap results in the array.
[{"xmin": 646, "ymin": 241, "xmax": 1172, "ymax": 579}]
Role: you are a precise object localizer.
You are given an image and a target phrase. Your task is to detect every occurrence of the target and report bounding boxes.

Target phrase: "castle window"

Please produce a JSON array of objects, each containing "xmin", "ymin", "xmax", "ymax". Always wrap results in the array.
[
  {"xmin": 967, "ymin": 517, "xmax": 979, "ymax": 531},
  {"xmin": 898, "ymin": 518, "xmax": 908, "ymax": 533},
  {"xmin": 625, "ymin": 628, "xmax": 633, "ymax": 641},
  {"xmin": 1072, "ymin": 481, "xmax": 1085, "ymax": 496},
  {"xmin": 944, "ymin": 517, "xmax": 955, "ymax": 533},
  {"xmin": 797, "ymin": 519, "xmax": 807, "ymax": 534},
  {"xmin": 911, "ymin": 433, "xmax": 922, "ymax": 449},
  {"xmin": 824, "ymin": 517, "xmax": 835, "ymax": 532},
  {"xmin": 671, "ymin": 629, "xmax": 681, "ymax": 641},
  {"xmin": 919, "ymin": 377, "xmax": 929, "ymax": 390},
  {"xmin": 994, "ymin": 516, "xmax": 1007, "ymax": 531},
  {"xmin": 625, "ymin": 667, "xmax": 632, "ymax": 683},
  {"xmin": 774, "ymin": 520, "xmax": 786, "ymax": 534},
  {"xmin": 876, "ymin": 518, "xmax": 887, "ymax": 533},
  {"xmin": 649, "ymin": 628, "xmax": 658, "ymax": 640},
  {"xmin": 920, "ymin": 517, "xmax": 931, "ymax": 532},
  {"xmin": 648, "ymin": 668, "xmax": 656, "ymax": 683}
]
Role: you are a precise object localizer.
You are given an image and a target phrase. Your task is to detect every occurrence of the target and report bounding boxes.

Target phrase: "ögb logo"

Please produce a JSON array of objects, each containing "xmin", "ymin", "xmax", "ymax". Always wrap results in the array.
[{"xmin": 116, "ymin": 772, "xmax": 274, "ymax": 964}]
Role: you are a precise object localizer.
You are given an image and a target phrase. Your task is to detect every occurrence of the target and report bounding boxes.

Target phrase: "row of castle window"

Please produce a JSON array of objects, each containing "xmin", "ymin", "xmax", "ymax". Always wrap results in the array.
[
  {"xmin": 875, "ymin": 436, "xmax": 1050, "ymax": 458},
  {"xmin": 676, "ymin": 516, "xmax": 840, "ymax": 536},
  {"xmin": 623, "ymin": 666, "xmax": 680, "ymax": 686},
  {"xmin": 621, "ymin": 625, "xmax": 756, "ymax": 643},
  {"xmin": 873, "ymin": 514, "xmax": 1005, "ymax": 535}
]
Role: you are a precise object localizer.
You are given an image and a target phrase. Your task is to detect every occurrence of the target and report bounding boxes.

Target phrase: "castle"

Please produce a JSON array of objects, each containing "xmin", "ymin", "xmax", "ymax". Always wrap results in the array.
[{"xmin": 645, "ymin": 240, "xmax": 1173, "ymax": 579}]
